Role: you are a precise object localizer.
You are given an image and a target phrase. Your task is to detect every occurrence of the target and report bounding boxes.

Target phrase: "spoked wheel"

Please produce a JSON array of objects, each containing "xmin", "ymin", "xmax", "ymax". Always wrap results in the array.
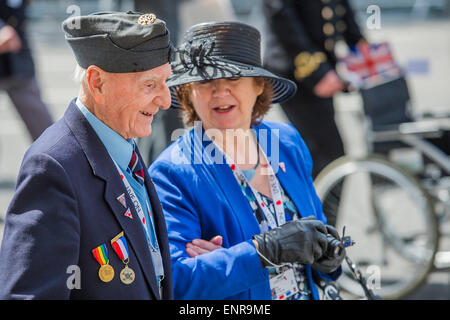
[{"xmin": 314, "ymin": 155, "xmax": 439, "ymax": 299}]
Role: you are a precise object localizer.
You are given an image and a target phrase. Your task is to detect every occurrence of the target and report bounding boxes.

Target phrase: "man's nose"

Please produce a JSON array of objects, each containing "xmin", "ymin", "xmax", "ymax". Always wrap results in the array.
[{"xmin": 154, "ymin": 84, "xmax": 172, "ymax": 109}]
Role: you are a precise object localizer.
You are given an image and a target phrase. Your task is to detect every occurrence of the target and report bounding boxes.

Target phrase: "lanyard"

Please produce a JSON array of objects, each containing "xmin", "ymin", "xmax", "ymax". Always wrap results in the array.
[
  {"xmin": 204, "ymin": 128, "xmax": 286, "ymax": 230},
  {"xmin": 228, "ymin": 152, "xmax": 286, "ymax": 229},
  {"xmin": 112, "ymin": 160, "xmax": 164, "ymax": 279}
]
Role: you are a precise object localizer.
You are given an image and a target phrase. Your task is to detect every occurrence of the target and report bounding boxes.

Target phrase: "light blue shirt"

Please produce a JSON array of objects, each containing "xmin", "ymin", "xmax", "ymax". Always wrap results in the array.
[
  {"xmin": 75, "ymin": 99, "xmax": 134, "ymax": 170},
  {"xmin": 75, "ymin": 99, "xmax": 161, "ymax": 276}
]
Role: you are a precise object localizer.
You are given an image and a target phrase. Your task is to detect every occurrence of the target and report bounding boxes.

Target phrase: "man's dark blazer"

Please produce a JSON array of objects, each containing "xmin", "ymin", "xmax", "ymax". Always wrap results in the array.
[{"xmin": 0, "ymin": 99, "xmax": 173, "ymax": 299}]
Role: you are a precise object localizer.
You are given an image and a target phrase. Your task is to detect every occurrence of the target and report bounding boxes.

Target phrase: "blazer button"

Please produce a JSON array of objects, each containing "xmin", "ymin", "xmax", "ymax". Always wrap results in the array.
[
  {"xmin": 323, "ymin": 22, "xmax": 335, "ymax": 36},
  {"xmin": 336, "ymin": 20, "xmax": 347, "ymax": 33},
  {"xmin": 336, "ymin": 4, "xmax": 347, "ymax": 17},
  {"xmin": 321, "ymin": 6, "xmax": 334, "ymax": 20},
  {"xmin": 7, "ymin": 16, "xmax": 18, "ymax": 28}
]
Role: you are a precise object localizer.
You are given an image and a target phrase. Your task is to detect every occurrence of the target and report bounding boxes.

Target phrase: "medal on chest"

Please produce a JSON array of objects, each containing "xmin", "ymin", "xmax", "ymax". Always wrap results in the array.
[
  {"xmin": 111, "ymin": 231, "xmax": 135, "ymax": 285},
  {"xmin": 92, "ymin": 244, "xmax": 115, "ymax": 282}
]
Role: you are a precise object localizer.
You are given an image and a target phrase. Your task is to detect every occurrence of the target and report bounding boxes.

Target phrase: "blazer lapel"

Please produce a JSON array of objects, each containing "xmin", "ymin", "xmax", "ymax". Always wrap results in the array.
[
  {"xmin": 184, "ymin": 128, "xmax": 262, "ymax": 239},
  {"xmin": 209, "ymin": 162, "xmax": 262, "ymax": 237},
  {"xmin": 64, "ymin": 100, "xmax": 160, "ymax": 299},
  {"xmin": 255, "ymin": 122, "xmax": 315, "ymax": 219},
  {"xmin": 274, "ymin": 161, "xmax": 308, "ymax": 218}
]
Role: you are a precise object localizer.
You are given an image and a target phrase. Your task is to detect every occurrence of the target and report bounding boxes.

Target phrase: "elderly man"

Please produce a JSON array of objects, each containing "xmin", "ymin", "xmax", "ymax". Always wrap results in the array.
[{"xmin": 0, "ymin": 12, "xmax": 173, "ymax": 300}]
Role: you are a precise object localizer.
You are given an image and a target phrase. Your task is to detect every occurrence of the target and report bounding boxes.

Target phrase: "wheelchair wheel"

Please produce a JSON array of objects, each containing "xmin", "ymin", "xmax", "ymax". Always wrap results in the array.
[{"xmin": 314, "ymin": 155, "xmax": 439, "ymax": 300}]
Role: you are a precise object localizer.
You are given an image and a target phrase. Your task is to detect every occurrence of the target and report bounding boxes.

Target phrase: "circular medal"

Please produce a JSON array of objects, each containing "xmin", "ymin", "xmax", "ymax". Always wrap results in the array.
[
  {"xmin": 98, "ymin": 264, "xmax": 114, "ymax": 282},
  {"xmin": 120, "ymin": 265, "xmax": 135, "ymax": 285}
]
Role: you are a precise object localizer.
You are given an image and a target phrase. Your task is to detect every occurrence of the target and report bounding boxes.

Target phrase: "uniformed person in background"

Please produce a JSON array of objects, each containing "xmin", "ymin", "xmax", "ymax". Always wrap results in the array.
[
  {"xmin": 0, "ymin": 0, "xmax": 53, "ymax": 141},
  {"xmin": 263, "ymin": 0, "xmax": 365, "ymax": 178}
]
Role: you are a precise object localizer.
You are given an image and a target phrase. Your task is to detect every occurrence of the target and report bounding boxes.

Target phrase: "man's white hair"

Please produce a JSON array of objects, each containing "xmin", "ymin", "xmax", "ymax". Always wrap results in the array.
[{"xmin": 73, "ymin": 64, "xmax": 87, "ymax": 85}]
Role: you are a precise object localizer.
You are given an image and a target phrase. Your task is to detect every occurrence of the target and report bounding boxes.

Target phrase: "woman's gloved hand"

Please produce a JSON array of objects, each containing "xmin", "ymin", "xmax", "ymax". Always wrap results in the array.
[
  {"xmin": 253, "ymin": 216, "xmax": 328, "ymax": 268},
  {"xmin": 312, "ymin": 225, "xmax": 346, "ymax": 273}
]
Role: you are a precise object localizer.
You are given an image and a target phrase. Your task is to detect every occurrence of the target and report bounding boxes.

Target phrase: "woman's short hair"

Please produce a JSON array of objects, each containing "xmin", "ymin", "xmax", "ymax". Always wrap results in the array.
[{"xmin": 175, "ymin": 77, "xmax": 274, "ymax": 127}]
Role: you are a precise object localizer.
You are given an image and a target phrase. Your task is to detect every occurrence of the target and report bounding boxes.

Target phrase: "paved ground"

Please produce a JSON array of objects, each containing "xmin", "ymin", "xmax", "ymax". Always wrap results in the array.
[{"xmin": 0, "ymin": 1, "xmax": 449, "ymax": 299}]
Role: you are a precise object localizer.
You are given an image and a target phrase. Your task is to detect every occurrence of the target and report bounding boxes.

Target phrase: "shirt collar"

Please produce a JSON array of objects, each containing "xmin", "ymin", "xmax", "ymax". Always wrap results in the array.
[{"xmin": 75, "ymin": 98, "xmax": 134, "ymax": 170}]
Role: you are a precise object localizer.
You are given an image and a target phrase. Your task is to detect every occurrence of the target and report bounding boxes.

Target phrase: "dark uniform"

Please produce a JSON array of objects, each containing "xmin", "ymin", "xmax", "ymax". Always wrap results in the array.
[
  {"xmin": 0, "ymin": 0, "xmax": 53, "ymax": 141},
  {"xmin": 263, "ymin": 0, "xmax": 364, "ymax": 177}
]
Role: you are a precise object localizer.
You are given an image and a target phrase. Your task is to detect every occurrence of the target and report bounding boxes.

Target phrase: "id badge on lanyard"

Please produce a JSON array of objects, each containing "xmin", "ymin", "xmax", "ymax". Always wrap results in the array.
[
  {"xmin": 270, "ymin": 268, "xmax": 299, "ymax": 300},
  {"xmin": 112, "ymin": 160, "xmax": 164, "ymax": 280}
]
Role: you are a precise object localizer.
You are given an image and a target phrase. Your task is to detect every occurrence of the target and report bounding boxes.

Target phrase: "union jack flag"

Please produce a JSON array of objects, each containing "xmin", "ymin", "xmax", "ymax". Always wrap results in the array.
[{"xmin": 339, "ymin": 42, "xmax": 402, "ymax": 88}]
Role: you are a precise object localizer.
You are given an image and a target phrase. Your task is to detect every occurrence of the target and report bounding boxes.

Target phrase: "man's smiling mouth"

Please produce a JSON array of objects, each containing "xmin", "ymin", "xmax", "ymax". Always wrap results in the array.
[{"xmin": 140, "ymin": 111, "xmax": 153, "ymax": 117}]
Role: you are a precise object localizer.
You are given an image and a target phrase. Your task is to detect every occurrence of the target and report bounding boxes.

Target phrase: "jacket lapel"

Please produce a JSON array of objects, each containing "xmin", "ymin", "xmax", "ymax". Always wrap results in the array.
[
  {"xmin": 275, "ymin": 163, "xmax": 312, "ymax": 219},
  {"xmin": 255, "ymin": 122, "xmax": 315, "ymax": 219},
  {"xmin": 184, "ymin": 127, "xmax": 261, "ymax": 239},
  {"xmin": 63, "ymin": 100, "xmax": 160, "ymax": 299},
  {"xmin": 209, "ymin": 161, "xmax": 262, "ymax": 238}
]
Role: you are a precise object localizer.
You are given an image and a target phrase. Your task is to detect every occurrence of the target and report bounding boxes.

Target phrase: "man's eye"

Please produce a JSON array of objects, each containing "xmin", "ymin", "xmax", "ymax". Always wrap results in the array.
[{"xmin": 147, "ymin": 82, "xmax": 156, "ymax": 88}]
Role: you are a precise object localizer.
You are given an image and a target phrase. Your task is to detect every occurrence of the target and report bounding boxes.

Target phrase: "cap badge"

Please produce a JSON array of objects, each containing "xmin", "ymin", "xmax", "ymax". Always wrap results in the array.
[{"xmin": 138, "ymin": 13, "xmax": 156, "ymax": 26}]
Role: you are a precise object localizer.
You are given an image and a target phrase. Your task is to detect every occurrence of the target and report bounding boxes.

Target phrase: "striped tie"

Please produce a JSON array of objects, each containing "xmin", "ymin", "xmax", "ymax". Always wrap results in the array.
[{"xmin": 128, "ymin": 148, "xmax": 145, "ymax": 186}]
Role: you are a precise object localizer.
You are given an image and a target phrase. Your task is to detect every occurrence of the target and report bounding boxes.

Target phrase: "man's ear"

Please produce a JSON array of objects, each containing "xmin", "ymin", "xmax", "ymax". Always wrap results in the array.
[{"xmin": 86, "ymin": 66, "xmax": 107, "ymax": 105}]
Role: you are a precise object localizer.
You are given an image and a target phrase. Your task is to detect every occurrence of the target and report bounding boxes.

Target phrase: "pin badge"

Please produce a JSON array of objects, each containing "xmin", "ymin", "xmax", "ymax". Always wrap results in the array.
[
  {"xmin": 124, "ymin": 208, "xmax": 133, "ymax": 219},
  {"xmin": 138, "ymin": 13, "xmax": 156, "ymax": 26},
  {"xmin": 117, "ymin": 193, "xmax": 127, "ymax": 208}
]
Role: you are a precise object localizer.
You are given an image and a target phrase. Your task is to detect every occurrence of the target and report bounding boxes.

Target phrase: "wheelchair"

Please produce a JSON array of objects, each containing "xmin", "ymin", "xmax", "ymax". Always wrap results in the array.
[{"xmin": 314, "ymin": 76, "xmax": 450, "ymax": 299}]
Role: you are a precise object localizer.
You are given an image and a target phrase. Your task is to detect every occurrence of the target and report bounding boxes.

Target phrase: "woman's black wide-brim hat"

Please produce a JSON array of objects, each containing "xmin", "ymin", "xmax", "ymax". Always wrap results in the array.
[{"xmin": 167, "ymin": 21, "xmax": 297, "ymax": 108}]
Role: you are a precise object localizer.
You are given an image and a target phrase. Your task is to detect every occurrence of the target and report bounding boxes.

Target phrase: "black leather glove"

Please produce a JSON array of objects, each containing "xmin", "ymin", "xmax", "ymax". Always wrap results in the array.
[
  {"xmin": 312, "ymin": 225, "xmax": 346, "ymax": 274},
  {"xmin": 253, "ymin": 216, "xmax": 328, "ymax": 268}
]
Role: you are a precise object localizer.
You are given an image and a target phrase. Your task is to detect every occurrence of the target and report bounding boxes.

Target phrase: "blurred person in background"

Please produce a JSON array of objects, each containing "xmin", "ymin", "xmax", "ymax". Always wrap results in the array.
[
  {"xmin": 263, "ymin": 0, "xmax": 365, "ymax": 178},
  {"xmin": 0, "ymin": 0, "xmax": 53, "ymax": 141}
]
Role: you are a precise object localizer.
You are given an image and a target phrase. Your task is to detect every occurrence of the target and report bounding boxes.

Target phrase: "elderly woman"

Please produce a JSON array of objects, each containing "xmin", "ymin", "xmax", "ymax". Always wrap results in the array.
[{"xmin": 149, "ymin": 21, "xmax": 344, "ymax": 300}]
